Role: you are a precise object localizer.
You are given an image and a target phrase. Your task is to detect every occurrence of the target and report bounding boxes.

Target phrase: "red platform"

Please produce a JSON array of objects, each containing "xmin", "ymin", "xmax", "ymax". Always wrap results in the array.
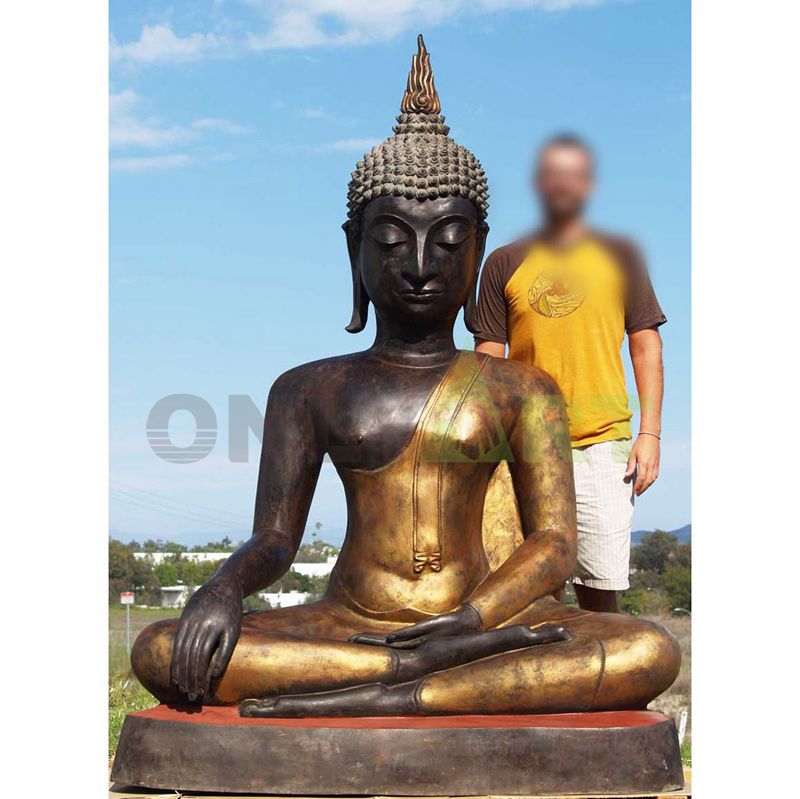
[
  {"xmin": 112, "ymin": 705, "xmax": 684, "ymax": 795},
  {"xmin": 134, "ymin": 703, "xmax": 667, "ymax": 729}
]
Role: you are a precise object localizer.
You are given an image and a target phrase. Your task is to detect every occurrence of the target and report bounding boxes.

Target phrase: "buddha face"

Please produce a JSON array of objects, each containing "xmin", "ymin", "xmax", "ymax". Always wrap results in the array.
[{"xmin": 347, "ymin": 195, "xmax": 486, "ymax": 332}]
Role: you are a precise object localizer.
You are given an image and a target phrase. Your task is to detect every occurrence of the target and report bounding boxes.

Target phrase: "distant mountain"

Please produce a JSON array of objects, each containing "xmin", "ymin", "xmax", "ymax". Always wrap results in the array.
[{"xmin": 632, "ymin": 524, "xmax": 691, "ymax": 545}]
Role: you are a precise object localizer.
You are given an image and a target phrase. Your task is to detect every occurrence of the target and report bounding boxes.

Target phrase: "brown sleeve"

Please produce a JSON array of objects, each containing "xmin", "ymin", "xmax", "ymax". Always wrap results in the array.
[
  {"xmin": 599, "ymin": 234, "xmax": 667, "ymax": 334},
  {"xmin": 474, "ymin": 240, "xmax": 530, "ymax": 344}
]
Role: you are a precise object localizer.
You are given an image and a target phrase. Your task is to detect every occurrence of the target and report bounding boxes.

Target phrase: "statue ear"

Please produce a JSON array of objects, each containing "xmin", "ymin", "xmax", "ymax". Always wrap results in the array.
[
  {"xmin": 343, "ymin": 221, "xmax": 369, "ymax": 334},
  {"xmin": 464, "ymin": 222, "xmax": 489, "ymax": 336}
]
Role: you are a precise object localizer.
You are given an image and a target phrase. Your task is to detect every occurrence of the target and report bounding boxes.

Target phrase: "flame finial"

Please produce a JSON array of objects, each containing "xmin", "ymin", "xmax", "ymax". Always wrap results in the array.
[{"xmin": 401, "ymin": 34, "xmax": 441, "ymax": 115}]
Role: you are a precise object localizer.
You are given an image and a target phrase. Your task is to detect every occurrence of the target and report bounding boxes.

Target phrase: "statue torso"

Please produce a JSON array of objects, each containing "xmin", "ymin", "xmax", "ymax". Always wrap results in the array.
[{"xmin": 300, "ymin": 350, "xmax": 520, "ymax": 620}]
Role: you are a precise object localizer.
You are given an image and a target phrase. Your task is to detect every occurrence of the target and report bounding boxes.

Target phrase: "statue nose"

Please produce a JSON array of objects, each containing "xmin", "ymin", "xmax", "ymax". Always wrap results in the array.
[{"xmin": 401, "ymin": 243, "xmax": 437, "ymax": 288}]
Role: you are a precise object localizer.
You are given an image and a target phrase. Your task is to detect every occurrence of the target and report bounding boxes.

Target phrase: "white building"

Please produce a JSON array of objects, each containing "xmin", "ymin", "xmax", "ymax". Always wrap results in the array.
[
  {"xmin": 134, "ymin": 551, "xmax": 230, "ymax": 565},
  {"xmin": 291, "ymin": 555, "xmax": 338, "ymax": 577},
  {"xmin": 258, "ymin": 590, "xmax": 310, "ymax": 608},
  {"xmin": 135, "ymin": 552, "xmax": 338, "ymax": 576},
  {"xmin": 160, "ymin": 585, "xmax": 192, "ymax": 609}
]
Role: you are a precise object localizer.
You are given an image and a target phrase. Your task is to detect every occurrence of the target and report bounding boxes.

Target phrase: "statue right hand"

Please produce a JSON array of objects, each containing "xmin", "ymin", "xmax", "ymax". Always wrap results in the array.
[
  {"xmin": 350, "ymin": 603, "xmax": 482, "ymax": 649},
  {"xmin": 170, "ymin": 579, "xmax": 243, "ymax": 702}
]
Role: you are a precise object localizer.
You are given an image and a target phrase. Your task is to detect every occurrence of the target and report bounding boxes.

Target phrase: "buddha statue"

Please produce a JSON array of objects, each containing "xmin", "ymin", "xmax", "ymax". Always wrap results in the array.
[{"xmin": 131, "ymin": 35, "xmax": 680, "ymax": 718}]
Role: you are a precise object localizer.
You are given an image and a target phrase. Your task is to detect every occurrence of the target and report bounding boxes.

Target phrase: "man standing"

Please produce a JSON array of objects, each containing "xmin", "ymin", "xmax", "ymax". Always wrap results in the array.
[{"xmin": 475, "ymin": 134, "xmax": 665, "ymax": 613}]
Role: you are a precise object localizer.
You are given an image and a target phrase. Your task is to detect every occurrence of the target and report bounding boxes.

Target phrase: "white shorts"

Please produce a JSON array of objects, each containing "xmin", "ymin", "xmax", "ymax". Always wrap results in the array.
[{"xmin": 571, "ymin": 438, "xmax": 635, "ymax": 591}]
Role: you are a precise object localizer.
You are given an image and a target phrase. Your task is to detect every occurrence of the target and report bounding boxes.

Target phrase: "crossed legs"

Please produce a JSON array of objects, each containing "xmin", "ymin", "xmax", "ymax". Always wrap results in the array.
[{"xmin": 132, "ymin": 596, "xmax": 680, "ymax": 715}]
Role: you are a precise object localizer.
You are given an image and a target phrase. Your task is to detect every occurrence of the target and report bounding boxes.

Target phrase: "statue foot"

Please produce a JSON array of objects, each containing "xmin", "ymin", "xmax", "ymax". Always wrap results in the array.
[{"xmin": 239, "ymin": 682, "xmax": 418, "ymax": 718}]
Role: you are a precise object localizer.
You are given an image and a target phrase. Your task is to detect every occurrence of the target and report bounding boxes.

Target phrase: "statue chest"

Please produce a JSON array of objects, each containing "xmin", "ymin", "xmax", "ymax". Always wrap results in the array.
[{"xmin": 325, "ymin": 353, "xmax": 511, "ymax": 470}]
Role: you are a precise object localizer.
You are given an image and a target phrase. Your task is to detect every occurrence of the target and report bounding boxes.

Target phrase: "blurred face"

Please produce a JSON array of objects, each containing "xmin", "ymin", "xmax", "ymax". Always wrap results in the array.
[
  {"xmin": 535, "ymin": 144, "xmax": 594, "ymax": 222},
  {"xmin": 353, "ymin": 195, "xmax": 482, "ymax": 330}
]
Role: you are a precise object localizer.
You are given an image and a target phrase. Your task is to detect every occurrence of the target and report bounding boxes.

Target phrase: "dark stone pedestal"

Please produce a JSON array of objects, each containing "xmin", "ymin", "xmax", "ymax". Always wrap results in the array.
[{"xmin": 111, "ymin": 705, "xmax": 683, "ymax": 796}]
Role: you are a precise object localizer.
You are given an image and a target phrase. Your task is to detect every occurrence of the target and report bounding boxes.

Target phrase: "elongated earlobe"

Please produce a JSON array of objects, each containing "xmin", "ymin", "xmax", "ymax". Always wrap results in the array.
[
  {"xmin": 463, "ymin": 274, "xmax": 479, "ymax": 335},
  {"xmin": 346, "ymin": 270, "xmax": 370, "ymax": 333},
  {"xmin": 465, "ymin": 223, "xmax": 489, "ymax": 335},
  {"xmin": 344, "ymin": 220, "xmax": 370, "ymax": 334}
]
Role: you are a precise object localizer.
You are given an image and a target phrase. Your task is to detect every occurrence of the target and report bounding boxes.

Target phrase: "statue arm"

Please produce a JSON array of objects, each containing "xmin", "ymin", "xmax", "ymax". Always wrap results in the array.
[
  {"xmin": 464, "ymin": 382, "xmax": 577, "ymax": 628},
  {"xmin": 170, "ymin": 367, "xmax": 323, "ymax": 700},
  {"xmin": 218, "ymin": 367, "xmax": 324, "ymax": 599}
]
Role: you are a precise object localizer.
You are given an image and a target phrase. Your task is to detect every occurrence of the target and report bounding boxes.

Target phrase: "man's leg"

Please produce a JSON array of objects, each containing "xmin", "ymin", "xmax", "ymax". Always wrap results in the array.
[
  {"xmin": 571, "ymin": 439, "xmax": 635, "ymax": 613},
  {"xmin": 573, "ymin": 583, "xmax": 619, "ymax": 612}
]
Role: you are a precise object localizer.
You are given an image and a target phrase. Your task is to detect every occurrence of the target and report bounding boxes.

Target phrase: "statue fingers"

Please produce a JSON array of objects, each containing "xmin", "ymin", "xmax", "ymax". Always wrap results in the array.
[
  {"xmin": 386, "ymin": 617, "xmax": 441, "ymax": 643},
  {"xmin": 213, "ymin": 626, "xmax": 238, "ymax": 680},
  {"xmin": 186, "ymin": 625, "xmax": 212, "ymax": 701},
  {"xmin": 171, "ymin": 618, "xmax": 191, "ymax": 692},
  {"xmin": 386, "ymin": 635, "xmax": 431, "ymax": 649},
  {"xmin": 348, "ymin": 633, "xmax": 390, "ymax": 646},
  {"xmin": 191, "ymin": 627, "xmax": 219, "ymax": 701}
]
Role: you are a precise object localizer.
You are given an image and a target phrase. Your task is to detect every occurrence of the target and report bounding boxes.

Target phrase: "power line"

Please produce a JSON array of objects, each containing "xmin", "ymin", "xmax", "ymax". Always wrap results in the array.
[
  {"xmin": 110, "ymin": 479, "xmax": 251, "ymax": 525},
  {"xmin": 110, "ymin": 493, "xmax": 250, "ymax": 532}
]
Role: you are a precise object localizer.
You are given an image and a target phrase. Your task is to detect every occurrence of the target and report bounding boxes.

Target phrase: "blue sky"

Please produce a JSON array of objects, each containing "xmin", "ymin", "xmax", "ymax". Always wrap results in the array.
[{"xmin": 110, "ymin": 0, "xmax": 690, "ymax": 547}]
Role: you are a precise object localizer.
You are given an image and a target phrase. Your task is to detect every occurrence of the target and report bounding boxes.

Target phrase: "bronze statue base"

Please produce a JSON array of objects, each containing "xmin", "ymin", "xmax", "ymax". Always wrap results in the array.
[{"xmin": 111, "ymin": 705, "xmax": 683, "ymax": 796}]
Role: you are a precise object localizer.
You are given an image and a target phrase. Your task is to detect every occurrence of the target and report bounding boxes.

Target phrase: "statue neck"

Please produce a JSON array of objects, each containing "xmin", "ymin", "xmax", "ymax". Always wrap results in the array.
[{"xmin": 370, "ymin": 316, "xmax": 457, "ymax": 367}]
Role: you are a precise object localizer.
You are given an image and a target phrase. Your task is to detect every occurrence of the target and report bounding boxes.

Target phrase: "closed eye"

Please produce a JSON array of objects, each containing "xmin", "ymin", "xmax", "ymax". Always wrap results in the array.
[
  {"xmin": 368, "ymin": 223, "xmax": 408, "ymax": 249},
  {"xmin": 435, "ymin": 222, "xmax": 470, "ymax": 251}
]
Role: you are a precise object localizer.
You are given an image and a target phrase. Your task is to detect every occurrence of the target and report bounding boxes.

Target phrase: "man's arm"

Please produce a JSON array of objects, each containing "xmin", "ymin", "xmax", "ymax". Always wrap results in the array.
[
  {"xmin": 475, "ymin": 340, "xmax": 505, "ymax": 358},
  {"xmin": 473, "ymin": 243, "xmax": 523, "ymax": 353},
  {"xmin": 625, "ymin": 326, "xmax": 663, "ymax": 496}
]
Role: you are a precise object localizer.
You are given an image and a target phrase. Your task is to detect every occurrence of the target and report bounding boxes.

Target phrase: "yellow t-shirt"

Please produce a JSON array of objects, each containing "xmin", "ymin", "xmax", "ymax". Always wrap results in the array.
[{"xmin": 474, "ymin": 231, "xmax": 666, "ymax": 447}]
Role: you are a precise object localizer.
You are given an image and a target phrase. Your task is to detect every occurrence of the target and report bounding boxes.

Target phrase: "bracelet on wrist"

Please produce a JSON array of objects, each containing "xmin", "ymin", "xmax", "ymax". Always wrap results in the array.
[{"xmin": 638, "ymin": 431, "xmax": 661, "ymax": 440}]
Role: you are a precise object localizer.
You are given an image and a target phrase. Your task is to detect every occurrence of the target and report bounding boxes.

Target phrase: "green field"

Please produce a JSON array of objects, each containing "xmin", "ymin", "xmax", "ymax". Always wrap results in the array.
[
  {"xmin": 109, "ymin": 606, "xmax": 175, "ymax": 757},
  {"xmin": 109, "ymin": 608, "xmax": 690, "ymax": 763}
]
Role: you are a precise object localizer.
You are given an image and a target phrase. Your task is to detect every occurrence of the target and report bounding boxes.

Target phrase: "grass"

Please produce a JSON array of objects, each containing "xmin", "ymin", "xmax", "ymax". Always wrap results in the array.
[
  {"xmin": 109, "ymin": 606, "xmax": 176, "ymax": 757},
  {"xmin": 646, "ymin": 614, "xmax": 692, "ymax": 765},
  {"xmin": 109, "ymin": 607, "xmax": 692, "ymax": 765}
]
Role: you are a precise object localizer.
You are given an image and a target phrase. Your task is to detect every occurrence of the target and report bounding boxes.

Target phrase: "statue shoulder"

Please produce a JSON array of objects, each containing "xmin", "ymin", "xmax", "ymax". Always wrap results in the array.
[
  {"xmin": 478, "ymin": 353, "xmax": 565, "ymax": 407},
  {"xmin": 267, "ymin": 352, "xmax": 368, "ymax": 402}
]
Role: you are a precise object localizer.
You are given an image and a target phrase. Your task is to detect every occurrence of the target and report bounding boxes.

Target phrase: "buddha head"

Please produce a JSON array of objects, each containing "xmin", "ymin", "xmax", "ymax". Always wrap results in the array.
[{"xmin": 343, "ymin": 35, "xmax": 489, "ymax": 336}]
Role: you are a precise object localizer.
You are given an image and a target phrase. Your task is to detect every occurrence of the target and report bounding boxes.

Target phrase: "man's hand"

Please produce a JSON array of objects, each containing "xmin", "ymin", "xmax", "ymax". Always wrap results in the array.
[
  {"xmin": 170, "ymin": 578, "xmax": 243, "ymax": 701},
  {"xmin": 625, "ymin": 434, "xmax": 661, "ymax": 496},
  {"xmin": 350, "ymin": 604, "xmax": 482, "ymax": 649}
]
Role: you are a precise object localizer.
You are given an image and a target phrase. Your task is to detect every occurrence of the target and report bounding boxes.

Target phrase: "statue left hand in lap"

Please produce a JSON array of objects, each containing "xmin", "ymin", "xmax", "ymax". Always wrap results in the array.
[{"xmin": 131, "ymin": 35, "xmax": 680, "ymax": 717}]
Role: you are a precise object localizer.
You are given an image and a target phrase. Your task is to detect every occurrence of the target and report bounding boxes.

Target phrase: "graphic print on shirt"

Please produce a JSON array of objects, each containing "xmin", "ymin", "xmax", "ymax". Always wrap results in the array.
[{"xmin": 527, "ymin": 268, "xmax": 586, "ymax": 318}]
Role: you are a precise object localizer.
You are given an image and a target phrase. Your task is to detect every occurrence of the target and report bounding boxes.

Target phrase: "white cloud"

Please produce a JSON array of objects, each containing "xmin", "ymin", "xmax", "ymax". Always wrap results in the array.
[
  {"xmin": 110, "ymin": 90, "xmax": 194, "ymax": 149},
  {"xmin": 110, "ymin": 91, "xmax": 250, "ymax": 155},
  {"xmin": 110, "ymin": 154, "xmax": 192, "ymax": 173},
  {"xmin": 111, "ymin": 1, "xmax": 615, "ymax": 65},
  {"xmin": 243, "ymin": 0, "xmax": 610, "ymax": 50},
  {"xmin": 110, "ymin": 24, "xmax": 225, "ymax": 66}
]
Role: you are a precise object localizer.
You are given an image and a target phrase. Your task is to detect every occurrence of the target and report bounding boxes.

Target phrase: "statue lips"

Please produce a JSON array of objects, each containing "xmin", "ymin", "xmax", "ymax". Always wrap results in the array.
[{"xmin": 397, "ymin": 288, "xmax": 444, "ymax": 304}]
